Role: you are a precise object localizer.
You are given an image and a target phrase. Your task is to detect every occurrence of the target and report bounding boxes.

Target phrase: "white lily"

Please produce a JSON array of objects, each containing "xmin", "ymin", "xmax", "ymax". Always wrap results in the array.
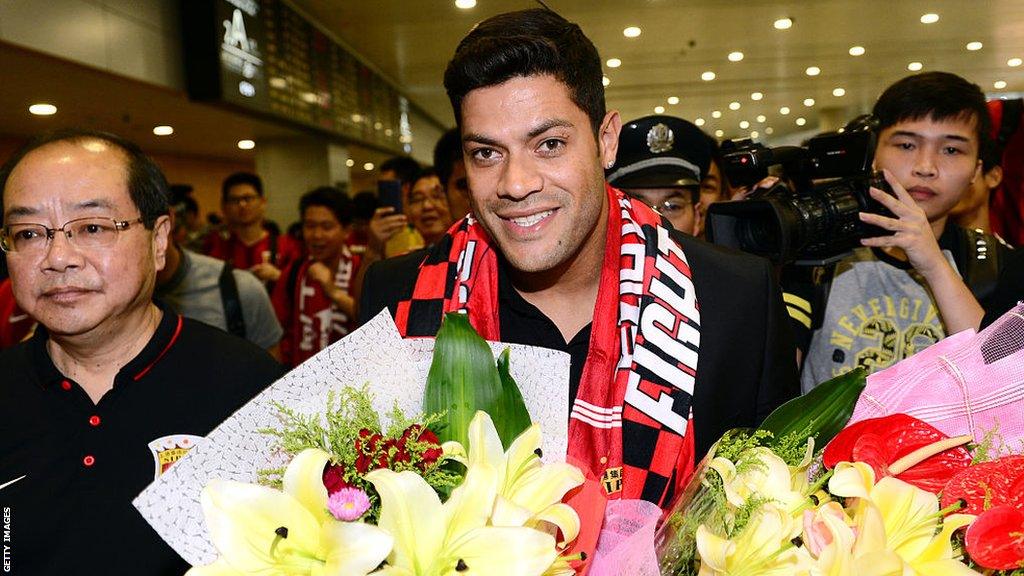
[
  {"xmin": 186, "ymin": 447, "xmax": 392, "ymax": 576},
  {"xmin": 366, "ymin": 463, "xmax": 558, "ymax": 575},
  {"xmin": 709, "ymin": 447, "xmax": 807, "ymax": 513}
]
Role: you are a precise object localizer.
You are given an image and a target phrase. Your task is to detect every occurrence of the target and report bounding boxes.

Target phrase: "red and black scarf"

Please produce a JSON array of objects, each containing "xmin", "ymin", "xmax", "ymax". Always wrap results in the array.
[{"xmin": 394, "ymin": 184, "xmax": 701, "ymax": 509}]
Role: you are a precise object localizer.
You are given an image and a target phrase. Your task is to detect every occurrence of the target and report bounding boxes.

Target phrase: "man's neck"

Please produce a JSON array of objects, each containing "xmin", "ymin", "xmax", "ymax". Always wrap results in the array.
[
  {"xmin": 47, "ymin": 303, "xmax": 163, "ymax": 404},
  {"xmin": 509, "ymin": 200, "xmax": 609, "ymax": 342},
  {"xmin": 234, "ymin": 223, "xmax": 267, "ymax": 245},
  {"xmin": 957, "ymin": 206, "xmax": 990, "ymax": 233},
  {"xmin": 156, "ymin": 242, "xmax": 182, "ymax": 286}
]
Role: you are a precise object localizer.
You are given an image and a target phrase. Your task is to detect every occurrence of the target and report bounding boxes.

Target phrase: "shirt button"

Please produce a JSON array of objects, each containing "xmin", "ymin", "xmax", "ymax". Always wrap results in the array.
[
  {"xmin": 61, "ymin": 380, "xmax": 72, "ymax": 391},
  {"xmin": 83, "ymin": 455, "xmax": 96, "ymax": 467},
  {"xmin": 600, "ymin": 456, "xmax": 608, "ymax": 465},
  {"xmin": 88, "ymin": 415, "xmax": 101, "ymax": 427}
]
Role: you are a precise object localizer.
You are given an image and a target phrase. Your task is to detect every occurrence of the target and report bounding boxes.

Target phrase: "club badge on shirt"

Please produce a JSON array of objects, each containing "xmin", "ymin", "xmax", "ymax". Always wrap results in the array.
[{"xmin": 148, "ymin": 434, "xmax": 204, "ymax": 479}]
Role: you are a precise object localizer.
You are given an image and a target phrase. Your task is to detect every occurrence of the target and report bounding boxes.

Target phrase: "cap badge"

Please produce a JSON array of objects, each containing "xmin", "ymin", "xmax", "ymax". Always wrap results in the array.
[{"xmin": 647, "ymin": 123, "xmax": 674, "ymax": 154}]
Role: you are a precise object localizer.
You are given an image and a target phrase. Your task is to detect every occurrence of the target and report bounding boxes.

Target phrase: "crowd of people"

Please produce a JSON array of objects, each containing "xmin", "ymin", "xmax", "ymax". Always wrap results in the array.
[{"xmin": 1, "ymin": 7, "xmax": 1022, "ymax": 575}]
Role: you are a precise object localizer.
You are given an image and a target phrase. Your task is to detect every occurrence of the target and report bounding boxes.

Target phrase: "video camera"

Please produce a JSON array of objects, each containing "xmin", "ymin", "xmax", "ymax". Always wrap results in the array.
[{"xmin": 706, "ymin": 116, "xmax": 894, "ymax": 265}]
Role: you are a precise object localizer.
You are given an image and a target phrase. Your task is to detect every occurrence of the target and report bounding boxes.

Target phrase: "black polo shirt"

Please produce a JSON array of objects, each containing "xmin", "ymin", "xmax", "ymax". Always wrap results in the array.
[{"xmin": 0, "ymin": 308, "xmax": 284, "ymax": 575}]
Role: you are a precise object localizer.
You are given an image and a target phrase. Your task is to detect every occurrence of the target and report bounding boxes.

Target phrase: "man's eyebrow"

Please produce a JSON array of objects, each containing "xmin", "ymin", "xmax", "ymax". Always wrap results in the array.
[
  {"xmin": 463, "ymin": 118, "xmax": 576, "ymax": 147},
  {"xmin": 4, "ymin": 205, "xmax": 38, "ymax": 218},
  {"xmin": 73, "ymin": 199, "xmax": 116, "ymax": 210},
  {"xmin": 889, "ymin": 130, "xmax": 971, "ymax": 143}
]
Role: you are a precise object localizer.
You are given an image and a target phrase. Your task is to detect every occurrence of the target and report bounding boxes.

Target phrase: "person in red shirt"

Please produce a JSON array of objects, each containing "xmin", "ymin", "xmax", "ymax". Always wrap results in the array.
[
  {"xmin": 0, "ymin": 277, "xmax": 34, "ymax": 347},
  {"xmin": 204, "ymin": 172, "xmax": 301, "ymax": 285},
  {"xmin": 272, "ymin": 187, "xmax": 361, "ymax": 368}
]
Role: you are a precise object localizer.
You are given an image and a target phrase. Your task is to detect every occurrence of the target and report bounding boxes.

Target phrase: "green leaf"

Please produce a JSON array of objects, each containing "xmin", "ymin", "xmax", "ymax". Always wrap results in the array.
[
  {"xmin": 495, "ymin": 348, "xmax": 532, "ymax": 449},
  {"xmin": 758, "ymin": 367, "xmax": 866, "ymax": 449},
  {"xmin": 423, "ymin": 313, "xmax": 503, "ymax": 448}
]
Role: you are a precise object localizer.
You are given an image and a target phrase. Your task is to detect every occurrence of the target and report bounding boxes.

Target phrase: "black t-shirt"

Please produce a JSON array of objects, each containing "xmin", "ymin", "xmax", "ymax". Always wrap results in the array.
[{"xmin": 0, "ymin": 309, "xmax": 284, "ymax": 575}]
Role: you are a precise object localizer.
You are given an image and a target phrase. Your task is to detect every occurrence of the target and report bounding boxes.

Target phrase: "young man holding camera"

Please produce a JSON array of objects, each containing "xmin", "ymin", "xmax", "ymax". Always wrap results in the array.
[{"xmin": 796, "ymin": 72, "xmax": 1021, "ymax": 392}]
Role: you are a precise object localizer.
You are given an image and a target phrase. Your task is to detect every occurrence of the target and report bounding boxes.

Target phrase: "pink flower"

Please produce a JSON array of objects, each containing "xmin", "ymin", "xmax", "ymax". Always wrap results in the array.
[{"xmin": 327, "ymin": 487, "xmax": 371, "ymax": 521}]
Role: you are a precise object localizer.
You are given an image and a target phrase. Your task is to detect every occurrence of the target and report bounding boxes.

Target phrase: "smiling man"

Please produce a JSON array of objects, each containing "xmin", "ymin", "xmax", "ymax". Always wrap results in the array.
[
  {"xmin": 794, "ymin": 72, "xmax": 1020, "ymax": 392},
  {"xmin": 0, "ymin": 130, "xmax": 282, "ymax": 575},
  {"xmin": 359, "ymin": 8, "xmax": 798, "ymax": 566}
]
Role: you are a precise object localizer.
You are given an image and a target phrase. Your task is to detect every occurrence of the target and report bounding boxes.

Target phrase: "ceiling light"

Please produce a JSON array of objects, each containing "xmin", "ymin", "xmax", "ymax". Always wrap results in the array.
[
  {"xmin": 455, "ymin": 0, "xmax": 476, "ymax": 8},
  {"xmin": 994, "ymin": 80, "xmax": 1008, "ymax": 89},
  {"xmin": 374, "ymin": 122, "xmax": 383, "ymax": 130},
  {"xmin": 667, "ymin": 96, "xmax": 680, "ymax": 105},
  {"xmin": 805, "ymin": 66, "xmax": 821, "ymax": 76},
  {"xmin": 739, "ymin": 120, "xmax": 750, "ymax": 129},
  {"xmin": 606, "ymin": 58, "xmax": 622, "ymax": 68},
  {"xmin": 966, "ymin": 41, "xmax": 983, "ymax": 51},
  {"xmin": 152, "ymin": 125, "xmax": 174, "ymax": 136},
  {"xmin": 385, "ymin": 128, "xmax": 393, "ymax": 136},
  {"xmin": 796, "ymin": 117, "xmax": 807, "ymax": 126},
  {"xmin": 803, "ymin": 98, "xmax": 815, "ymax": 107},
  {"xmin": 774, "ymin": 17, "xmax": 793, "ymax": 30},
  {"xmin": 363, "ymin": 162, "xmax": 375, "ymax": 171},
  {"xmin": 345, "ymin": 159, "xmax": 355, "ymax": 167},
  {"xmin": 623, "ymin": 26, "xmax": 642, "ymax": 38},
  {"xmin": 750, "ymin": 131, "xmax": 759, "ymax": 139},
  {"xmin": 701, "ymin": 71, "xmax": 716, "ymax": 81},
  {"xmin": 779, "ymin": 106, "xmax": 790, "ymax": 115},
  {"xmin": 654, "ymin": 106, "xmax": 665, "ymax": 114},
  {"xmin": 920, "ymin": 13, "xmax": 939, "ymax": 24},
  {"xmin": 301, "ymin": 92, "xmax": 318, "ymax": 104},
  {"xmin": 728, "ymin": 51, "xmax": 744, "ymax": 62},
  {"xmin": 714, "ymin": 129, "xmax": 725, "ymax": 138},
  {"xmin": 1009, "ymin": 58, "xmax": 1023, "ymax": 67},
  {"xmin": 729, "ymin": 101, "xmax": 741, "ymax": 110},
  {"xmin": 351, "ymin": 113, "xmax": 363, "ymax": 123},
  {"xmin": 751, "ymin": 92, "xmax": 764, "ymax": 101},
  {"xmin": 765, "ymin": 127, "xmax": 774, "ymax": 135},
  {"xmin": 756, "ymin": 114, "xmax": 767, "ymax": 123},
  {"xmin": 602, "ymin": 76, "xmax": 611, "ymax": 87},
  {"xmin": 237, "ymin": 139, "xmax": 255, "ymax": 150},
  {"xmin": 849, "ymin": 45, "xmax": 866, "ymax": 56},
  {"xmin": 695, "ymin": 118, "xmax": 706, "ymax": 126},
  {"xmin": 908, "ymin": 61, "xmax": 923, "ymax": 71},
  {"xmin": 269, "ymin": 77, "xmax": 287, "ymax": 89},
  {"xmin": 29, "ymin": 103, "xmax": 57, "ymax": 116},
  {"xmin": 712, "ymin": 110, "xmax": 722, "ymax": 119},
  {"xmin": 832, "ymin": 87, "xmax": 846, "ymax": 97}
]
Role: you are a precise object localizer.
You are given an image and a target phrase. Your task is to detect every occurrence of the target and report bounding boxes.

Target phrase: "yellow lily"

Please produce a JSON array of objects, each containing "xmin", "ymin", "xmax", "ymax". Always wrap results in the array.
[
  {"xmin": 453, "ymin": 411, "xmax": 584, "ymax": 547},
  {"xmin": 366, "ymin": 463, "xmax": 559, "ymax": 575},
  {"xmin": 708, "ymin": 447, "xmax": 806, "ymax": 514},
  {"xmin": 696, "ymin": 503, "xmax": 811, "ymax": 576},
  {"xmin": 187, "ymin": 473, "xmax": 392, "ymax": 575}
]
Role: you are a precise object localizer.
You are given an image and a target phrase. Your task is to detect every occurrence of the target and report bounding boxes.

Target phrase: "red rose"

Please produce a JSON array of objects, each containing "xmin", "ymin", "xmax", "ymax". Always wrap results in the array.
[
  {"xmin": 417, "ymin": 428, "xmax": 440, "ymax": 446},
  {"xmin": 419, "ymin": 446, "xmax": 443, "ymax": 469},
  {"xmin": 322, "ymin": 463, "xmax": 348, "ymax": 495}
]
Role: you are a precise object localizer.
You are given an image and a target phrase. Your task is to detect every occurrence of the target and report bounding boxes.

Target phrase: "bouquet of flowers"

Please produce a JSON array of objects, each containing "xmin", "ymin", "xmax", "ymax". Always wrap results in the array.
[{"xmin": 140, "ymin": 311, "xmax": 583, "ymax": 575}]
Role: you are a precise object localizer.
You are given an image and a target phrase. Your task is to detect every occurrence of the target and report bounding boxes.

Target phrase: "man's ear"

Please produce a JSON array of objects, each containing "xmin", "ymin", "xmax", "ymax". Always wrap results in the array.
[
  {"xmin": 693, "ymin": 201, "xmax": 705, "ymax": 238},
  {"xmin": 599, "ymin": 110, "xmax": 622, "ymax": 170},
  {"xmin": 986, "ymin": 165, "xmax": 1003, "ymax": 190},
  {"xmin": 152, "ymin": 214, "xmax": 171, "ymax": 272}
]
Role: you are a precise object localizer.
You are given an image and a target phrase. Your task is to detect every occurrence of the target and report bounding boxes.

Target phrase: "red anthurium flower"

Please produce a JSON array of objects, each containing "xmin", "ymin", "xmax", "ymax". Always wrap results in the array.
[
  {"xmin": 941, "ymin": 456, "xmax": 1024, "ymax": 515},
  {"xmin": 822, "ymin": 414, "xmax": 972, "ymax": 494},
  {"xmin": 965, "ymin": 505, "xmax": 1024, "ymax": 570}
]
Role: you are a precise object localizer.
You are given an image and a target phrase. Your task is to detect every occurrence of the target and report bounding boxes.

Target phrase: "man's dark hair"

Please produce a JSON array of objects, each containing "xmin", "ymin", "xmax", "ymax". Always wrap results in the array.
[
  {"xmin": 379, "ymin": 156, "xmax": 421, "ymax": 186},
  {"xmin": 0, "ymin": 128, "xmax": 170, "ymax": 228},
  {"xmin": 221, "ymin": 172, "xmax": 263, "ymax": 201},
  {"xmin": 352, "ymin": 190, "xmax": 379, "ymax": 222},
  {"xmin": 433, "ymin": 128, "xmax": 463, "ymax": 186},
  {"xmin": 443, "ymin": 8, "xmax": 606, "ymax": 134},
  {"xmin": 411, "ymin": 167, "xmax": 439, "ymax": 190},
  {"xmin": 872, "ymin": 72, "xmax": 991, "ymax": 154},
  {"xmin": 299, "ymin": 186, "xmax": 353, "ymax": 226}
]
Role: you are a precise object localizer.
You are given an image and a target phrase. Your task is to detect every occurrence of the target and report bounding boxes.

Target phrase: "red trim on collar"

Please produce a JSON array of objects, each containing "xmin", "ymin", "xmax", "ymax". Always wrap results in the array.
[{"xmin": 133, "ymin": 315, "xmax": 183, "ymax": 381}]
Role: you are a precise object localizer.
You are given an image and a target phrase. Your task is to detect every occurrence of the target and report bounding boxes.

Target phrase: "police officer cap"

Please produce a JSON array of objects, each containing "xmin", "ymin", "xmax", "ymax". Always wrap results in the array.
[{"xmin": 607, "ymin": 115, "xmax": 712, "ymax": 189}]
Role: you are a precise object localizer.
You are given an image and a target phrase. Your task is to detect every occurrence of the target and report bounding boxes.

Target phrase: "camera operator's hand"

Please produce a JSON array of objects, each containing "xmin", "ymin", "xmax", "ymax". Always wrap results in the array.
[
  {"xmin": 858, "ymin": 169, "xmax": 983, "ymax": 332},
  {"xmin": 732, "ymin": 176, "xmax": 780, "ymax": 201}
]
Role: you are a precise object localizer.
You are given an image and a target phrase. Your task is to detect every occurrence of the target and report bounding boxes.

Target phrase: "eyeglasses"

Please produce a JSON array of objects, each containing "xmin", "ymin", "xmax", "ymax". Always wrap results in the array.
[
  {"xmin": 0, "ymin": 216, "xmax": 145, "ymax": 254},
  {"xmin": 646, "ymin": 198, "xmax": 694, "ymax": 218},
  {"xmin": 408, "ymin": 189, "xmax": 448, "ymax": 208}
]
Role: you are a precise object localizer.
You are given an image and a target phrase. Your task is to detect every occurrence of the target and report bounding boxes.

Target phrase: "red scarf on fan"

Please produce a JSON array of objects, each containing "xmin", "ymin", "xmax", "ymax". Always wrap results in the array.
[{"xmin": 394, "ymin": 185, "xmax": 701, "ymax": 559}]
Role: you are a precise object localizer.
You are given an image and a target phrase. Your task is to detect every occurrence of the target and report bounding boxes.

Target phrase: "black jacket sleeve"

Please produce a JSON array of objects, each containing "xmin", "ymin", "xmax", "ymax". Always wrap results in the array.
[{"xmin": 357, "ymin": 249, "xmax": 427, "ymax": 327}]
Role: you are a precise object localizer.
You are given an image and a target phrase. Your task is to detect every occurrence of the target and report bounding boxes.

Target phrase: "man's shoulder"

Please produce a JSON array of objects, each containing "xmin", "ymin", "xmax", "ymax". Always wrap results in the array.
[
  {"xmin": 668, "ymin": 229, "xmax": 770, "ymax": 281},
  {"xmin": 175, "ymin": 316, "xmax": 283, "ymax": 377},
  {"xmin": 358, "ymin": 248, "xmax": 429, "ymax": 326}
]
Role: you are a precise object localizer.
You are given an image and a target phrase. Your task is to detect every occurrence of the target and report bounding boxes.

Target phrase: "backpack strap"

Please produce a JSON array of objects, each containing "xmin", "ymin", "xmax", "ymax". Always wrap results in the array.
[
  {"xmin": 286, "ymin": 259, "xmax": 305, "ymax": 309},
  {"xmin": 218, "ymin": 261, "xmax": 247, "ymax": 338}
]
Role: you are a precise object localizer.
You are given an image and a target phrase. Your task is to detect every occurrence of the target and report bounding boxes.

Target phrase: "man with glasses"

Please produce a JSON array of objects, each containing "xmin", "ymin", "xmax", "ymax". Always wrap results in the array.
[
  {"xmin": 0, "ymin": 129, "xmax": 283, "ymax": 575},
  {"xmin": 607, "ymin": 115, "xmax": 711, "ymax": 237},
  {"xmin": 204, "ymin": 171, "xmax": 301, "ymax": 285}
]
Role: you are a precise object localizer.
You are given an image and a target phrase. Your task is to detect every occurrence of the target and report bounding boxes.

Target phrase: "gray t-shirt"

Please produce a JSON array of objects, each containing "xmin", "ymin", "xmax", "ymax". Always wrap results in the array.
[
  {"xmin": 154, "ymin": 249, "xmax": 283, "ymax": 350},
  {"xmin": 800, "ymin": 247, "xmax": 959, "ymax": 393}
]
